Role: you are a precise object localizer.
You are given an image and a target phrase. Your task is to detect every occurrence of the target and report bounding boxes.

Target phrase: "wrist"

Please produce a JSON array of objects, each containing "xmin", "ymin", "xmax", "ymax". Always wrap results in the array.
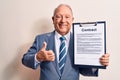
[{"xmin": 36, "ymin": 53, "xmax": 43, "ymax": 62}]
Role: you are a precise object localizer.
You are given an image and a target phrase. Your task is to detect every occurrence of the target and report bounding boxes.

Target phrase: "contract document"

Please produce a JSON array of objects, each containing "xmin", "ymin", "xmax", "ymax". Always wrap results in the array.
[{"xmin": 73, "ymin": 21, "xmax": 106, "ymax": 69}]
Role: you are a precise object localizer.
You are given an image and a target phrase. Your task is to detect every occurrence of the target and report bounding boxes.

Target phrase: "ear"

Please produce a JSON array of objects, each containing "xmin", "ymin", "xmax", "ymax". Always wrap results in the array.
[
  {"xmin": 52, "ymin": 16, "xmax": 54, "ymax": 22},
  {"xmin": 72, "ymin": 17, "xmax": 74, "ymax": 21}
]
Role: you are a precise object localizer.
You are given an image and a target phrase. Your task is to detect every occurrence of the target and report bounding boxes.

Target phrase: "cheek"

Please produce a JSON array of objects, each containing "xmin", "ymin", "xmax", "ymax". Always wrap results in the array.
[
  {"xmin": 53, "ymin": 20, "xmax": 60, "ymax": 26},
  {"xmin": 68, "ymin": 20, "xmax": 73, "ymax": 24}
]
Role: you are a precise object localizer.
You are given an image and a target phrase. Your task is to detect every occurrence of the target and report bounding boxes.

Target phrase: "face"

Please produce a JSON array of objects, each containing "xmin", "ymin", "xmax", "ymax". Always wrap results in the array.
[{"xmin": 52, "ymin": 5, "xmax": 74, "ymax": 36}]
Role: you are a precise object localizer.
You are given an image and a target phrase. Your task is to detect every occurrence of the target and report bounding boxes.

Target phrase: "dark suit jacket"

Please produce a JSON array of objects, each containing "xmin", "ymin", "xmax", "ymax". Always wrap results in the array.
[{"xmin": 22, "ymin": 31, "xmax": 98, "ymax": 80}]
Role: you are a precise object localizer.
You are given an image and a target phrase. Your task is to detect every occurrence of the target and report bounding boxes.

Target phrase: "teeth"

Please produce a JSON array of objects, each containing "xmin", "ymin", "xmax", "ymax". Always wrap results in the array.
[
  {"xmin": 61, "ymin": 25, "xmax": 66, "ymax": 26},
  {"xmin": 60, "ymin": 24, "xmax": 66, "ymax": 26}
]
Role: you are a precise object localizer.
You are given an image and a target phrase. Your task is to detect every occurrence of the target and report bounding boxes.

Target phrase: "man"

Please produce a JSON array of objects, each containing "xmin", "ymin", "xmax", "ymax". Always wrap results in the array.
[{"xmin": 22, "ymin": 4, "xmax": 109, "ymax": 80}]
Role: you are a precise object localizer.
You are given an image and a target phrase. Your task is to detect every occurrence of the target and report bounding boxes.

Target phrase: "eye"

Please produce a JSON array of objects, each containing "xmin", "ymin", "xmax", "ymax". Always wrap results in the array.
[
  {"xmin": 65, "ymin": 16, "xmax": 70, "ymax": 19},
  {"xmin": 55, "ymin": 15, "xmax": 61, "ymax": 19}
]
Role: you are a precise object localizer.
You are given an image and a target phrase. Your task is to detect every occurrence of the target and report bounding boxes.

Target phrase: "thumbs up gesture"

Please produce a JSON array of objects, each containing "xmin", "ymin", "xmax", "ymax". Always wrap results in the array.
[{"xmin": 36, "ymin": 42, "xmax": 55, "ymax": 62}]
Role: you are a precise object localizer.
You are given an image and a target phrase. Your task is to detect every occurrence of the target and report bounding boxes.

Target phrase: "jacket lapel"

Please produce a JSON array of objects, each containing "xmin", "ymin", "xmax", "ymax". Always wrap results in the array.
[{"xmin": 47, "ymin": 31, "xmax": 61, "ymax": 76}]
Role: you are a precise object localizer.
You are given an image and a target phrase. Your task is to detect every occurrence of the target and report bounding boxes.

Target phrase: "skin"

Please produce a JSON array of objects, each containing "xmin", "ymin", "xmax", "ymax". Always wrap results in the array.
[
  {"xmin": 36, "ymin": 4, "xmax": 109, "ymax": 66},
  {"xmin": 52, "ymin": 4, "xmax": 74, "ymax": 36}
]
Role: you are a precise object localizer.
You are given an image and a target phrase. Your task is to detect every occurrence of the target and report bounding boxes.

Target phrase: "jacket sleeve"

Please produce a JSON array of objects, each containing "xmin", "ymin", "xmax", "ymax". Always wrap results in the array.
[
  {"xmin": 22, "ymin": 36, "xmax": 41, "ymax": 69},
  {"xmin": 79, "ymin": 68, "xmax": 99, "ymax": 77}
]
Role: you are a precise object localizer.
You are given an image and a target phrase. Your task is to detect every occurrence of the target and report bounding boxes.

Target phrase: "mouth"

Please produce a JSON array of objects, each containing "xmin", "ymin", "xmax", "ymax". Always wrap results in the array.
[{"xmin": 59, "ymin": 23, "xmax": 67, "ymax": 27}]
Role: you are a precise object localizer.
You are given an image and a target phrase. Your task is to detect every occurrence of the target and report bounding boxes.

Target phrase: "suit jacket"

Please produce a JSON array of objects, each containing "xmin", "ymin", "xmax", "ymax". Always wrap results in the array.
[{"xmin": 22, "ymin": 31, "xmax": 98, "ymax": 80}]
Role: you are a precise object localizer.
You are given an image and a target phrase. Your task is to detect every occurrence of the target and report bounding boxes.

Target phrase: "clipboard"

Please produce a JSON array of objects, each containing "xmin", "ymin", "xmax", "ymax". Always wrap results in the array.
[{"xmin": 73, "ymin": 21, "xmax": 106, "ymax": 69}]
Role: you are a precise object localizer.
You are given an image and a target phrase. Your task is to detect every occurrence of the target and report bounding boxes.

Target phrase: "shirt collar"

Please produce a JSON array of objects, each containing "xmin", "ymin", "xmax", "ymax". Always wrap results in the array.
[{"xmin": 55, "ymin": 31, "xmax": 70, "ymax": 41}]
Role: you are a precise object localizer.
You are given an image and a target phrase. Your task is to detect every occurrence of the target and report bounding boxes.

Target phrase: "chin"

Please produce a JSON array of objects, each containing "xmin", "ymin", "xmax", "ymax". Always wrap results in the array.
[{"xmin": 60, "ymin": 31, "xmax": 68, "ymax": 35}]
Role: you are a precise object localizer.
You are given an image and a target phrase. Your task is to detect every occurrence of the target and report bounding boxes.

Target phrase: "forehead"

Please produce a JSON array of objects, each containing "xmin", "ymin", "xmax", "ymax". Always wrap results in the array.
[{"xmin": 54, "ymin": 5, "xmax": 73, "ymax": 16}]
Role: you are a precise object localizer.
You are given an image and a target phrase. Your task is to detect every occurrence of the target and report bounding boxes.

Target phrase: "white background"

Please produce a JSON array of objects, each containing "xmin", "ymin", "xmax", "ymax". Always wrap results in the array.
[{"xmin": 0, "ymin": 0, "xmax": 120, "ymax": 80}]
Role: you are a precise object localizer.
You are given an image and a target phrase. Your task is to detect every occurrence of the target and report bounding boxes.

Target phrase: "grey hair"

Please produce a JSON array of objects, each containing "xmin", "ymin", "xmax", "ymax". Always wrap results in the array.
[{"xmin": 53, "ymin": 4, "xmax": 73, "ymax": 16}]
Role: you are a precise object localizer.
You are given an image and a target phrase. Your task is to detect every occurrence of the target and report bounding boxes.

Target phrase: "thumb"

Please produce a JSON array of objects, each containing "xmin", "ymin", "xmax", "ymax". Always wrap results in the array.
[{"xmin": 41, "ymin": 42, "xmax": 47, "ymax": 51}]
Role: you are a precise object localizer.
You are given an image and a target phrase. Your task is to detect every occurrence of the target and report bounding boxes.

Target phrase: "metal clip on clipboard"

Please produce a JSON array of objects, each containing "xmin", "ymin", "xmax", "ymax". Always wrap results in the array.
[{"xmin": 79, "ymin": 22, "xmax": 97, "ymax": 27}]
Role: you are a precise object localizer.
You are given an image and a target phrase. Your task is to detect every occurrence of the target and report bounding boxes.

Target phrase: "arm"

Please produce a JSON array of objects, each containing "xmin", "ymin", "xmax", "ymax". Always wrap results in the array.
[
  {"xmin": 79, "ymin": 68, "xmax": 98, "ymax": 77},
  {"xmin": 22, "ymin": 36, "xmax": 55, "ymax": 69},
  {"xmin": 22, "ymin": 36, "xmax": 40, "ymax": 69}
]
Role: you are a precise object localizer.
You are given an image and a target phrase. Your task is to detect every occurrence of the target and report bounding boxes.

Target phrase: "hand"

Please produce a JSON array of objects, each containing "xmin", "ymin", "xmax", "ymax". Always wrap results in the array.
[
  {"xmin": 36, "ymin": 42, "xmax": 55, "ymax": 62},
  {"xmin": 100, "ymin": 53, "xmax": 110, "ymax": 66}
]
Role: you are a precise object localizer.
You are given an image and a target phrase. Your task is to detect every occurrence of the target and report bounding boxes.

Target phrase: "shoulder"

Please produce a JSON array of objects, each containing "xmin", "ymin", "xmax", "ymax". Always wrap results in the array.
[
  {"xmin": 36, "ymin": 31, "xmax": 55, "ymax": 38},
  {"xmin": 34, "ymin": 31, "xmax": 55, "ymax": 43}
]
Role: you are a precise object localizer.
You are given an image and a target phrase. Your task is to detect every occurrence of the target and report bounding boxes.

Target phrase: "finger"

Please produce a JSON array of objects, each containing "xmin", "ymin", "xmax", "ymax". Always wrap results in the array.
[
  {"xmin": 46, "ymin": 51, "xmax": 55, "ymax": 61},
  {"xmin": 47, "ymin": 53, "xmax": 55, "ymax": 60},
  {"xmin": 100, "ymin": 57, "xmax": 109, "ymax": 60},
  {"xmin": 100, "ymin": 59, "xmax": 109, "ymax": 66},
  {"xmin": 102, "ymin": 53, "xmax": 110, "ymax": 57},
  {"xmin": 100, "ymin": 59, "xmax": 109, "ymax": 63},
  {"xmin": 101, "ymin": 62, "xmax": 109, "ymax": 66},
  {"xmin": 47, "ymin": 50, "xmax": 54, "ymax": 55},
  {"xmin": 47, "ymin": 56, "xmax": 55, "ymax": 61},
  {"xmin": 36, "ymin": 51, "xmax": 46, "ymax": 62},
  {"xmin": 100, "ymin": 54, "xmax": 110, "ymax": 60},
  {"xmin": 100, "ymin": 60, "xmax": 109, "ymax": 65},
  {"xmin": 41, "ymin": 42, "xmax": 47, "ymax": 51},
  {"xmin": 51, "ymin": 57, "xmax": 55, "ymax": 61}
]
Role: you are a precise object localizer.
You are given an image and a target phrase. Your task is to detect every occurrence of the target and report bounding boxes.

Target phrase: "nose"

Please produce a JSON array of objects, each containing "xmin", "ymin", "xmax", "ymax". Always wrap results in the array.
[{"xmin": 61, "ymin": 17, "xmax": 66, "ymax": 22}]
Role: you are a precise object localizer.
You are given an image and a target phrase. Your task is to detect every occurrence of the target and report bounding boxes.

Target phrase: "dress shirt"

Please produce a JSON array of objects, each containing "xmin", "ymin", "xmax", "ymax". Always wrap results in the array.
[{"xmin": 55, "ymin": 31, "xmax": 70, "ymax": 62}]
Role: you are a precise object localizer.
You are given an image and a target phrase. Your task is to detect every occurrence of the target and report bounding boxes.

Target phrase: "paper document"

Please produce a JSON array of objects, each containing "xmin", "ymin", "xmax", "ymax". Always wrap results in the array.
[{"xmin": 73, "ymin": 21, "xmax": 106, "ymax": 68}]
